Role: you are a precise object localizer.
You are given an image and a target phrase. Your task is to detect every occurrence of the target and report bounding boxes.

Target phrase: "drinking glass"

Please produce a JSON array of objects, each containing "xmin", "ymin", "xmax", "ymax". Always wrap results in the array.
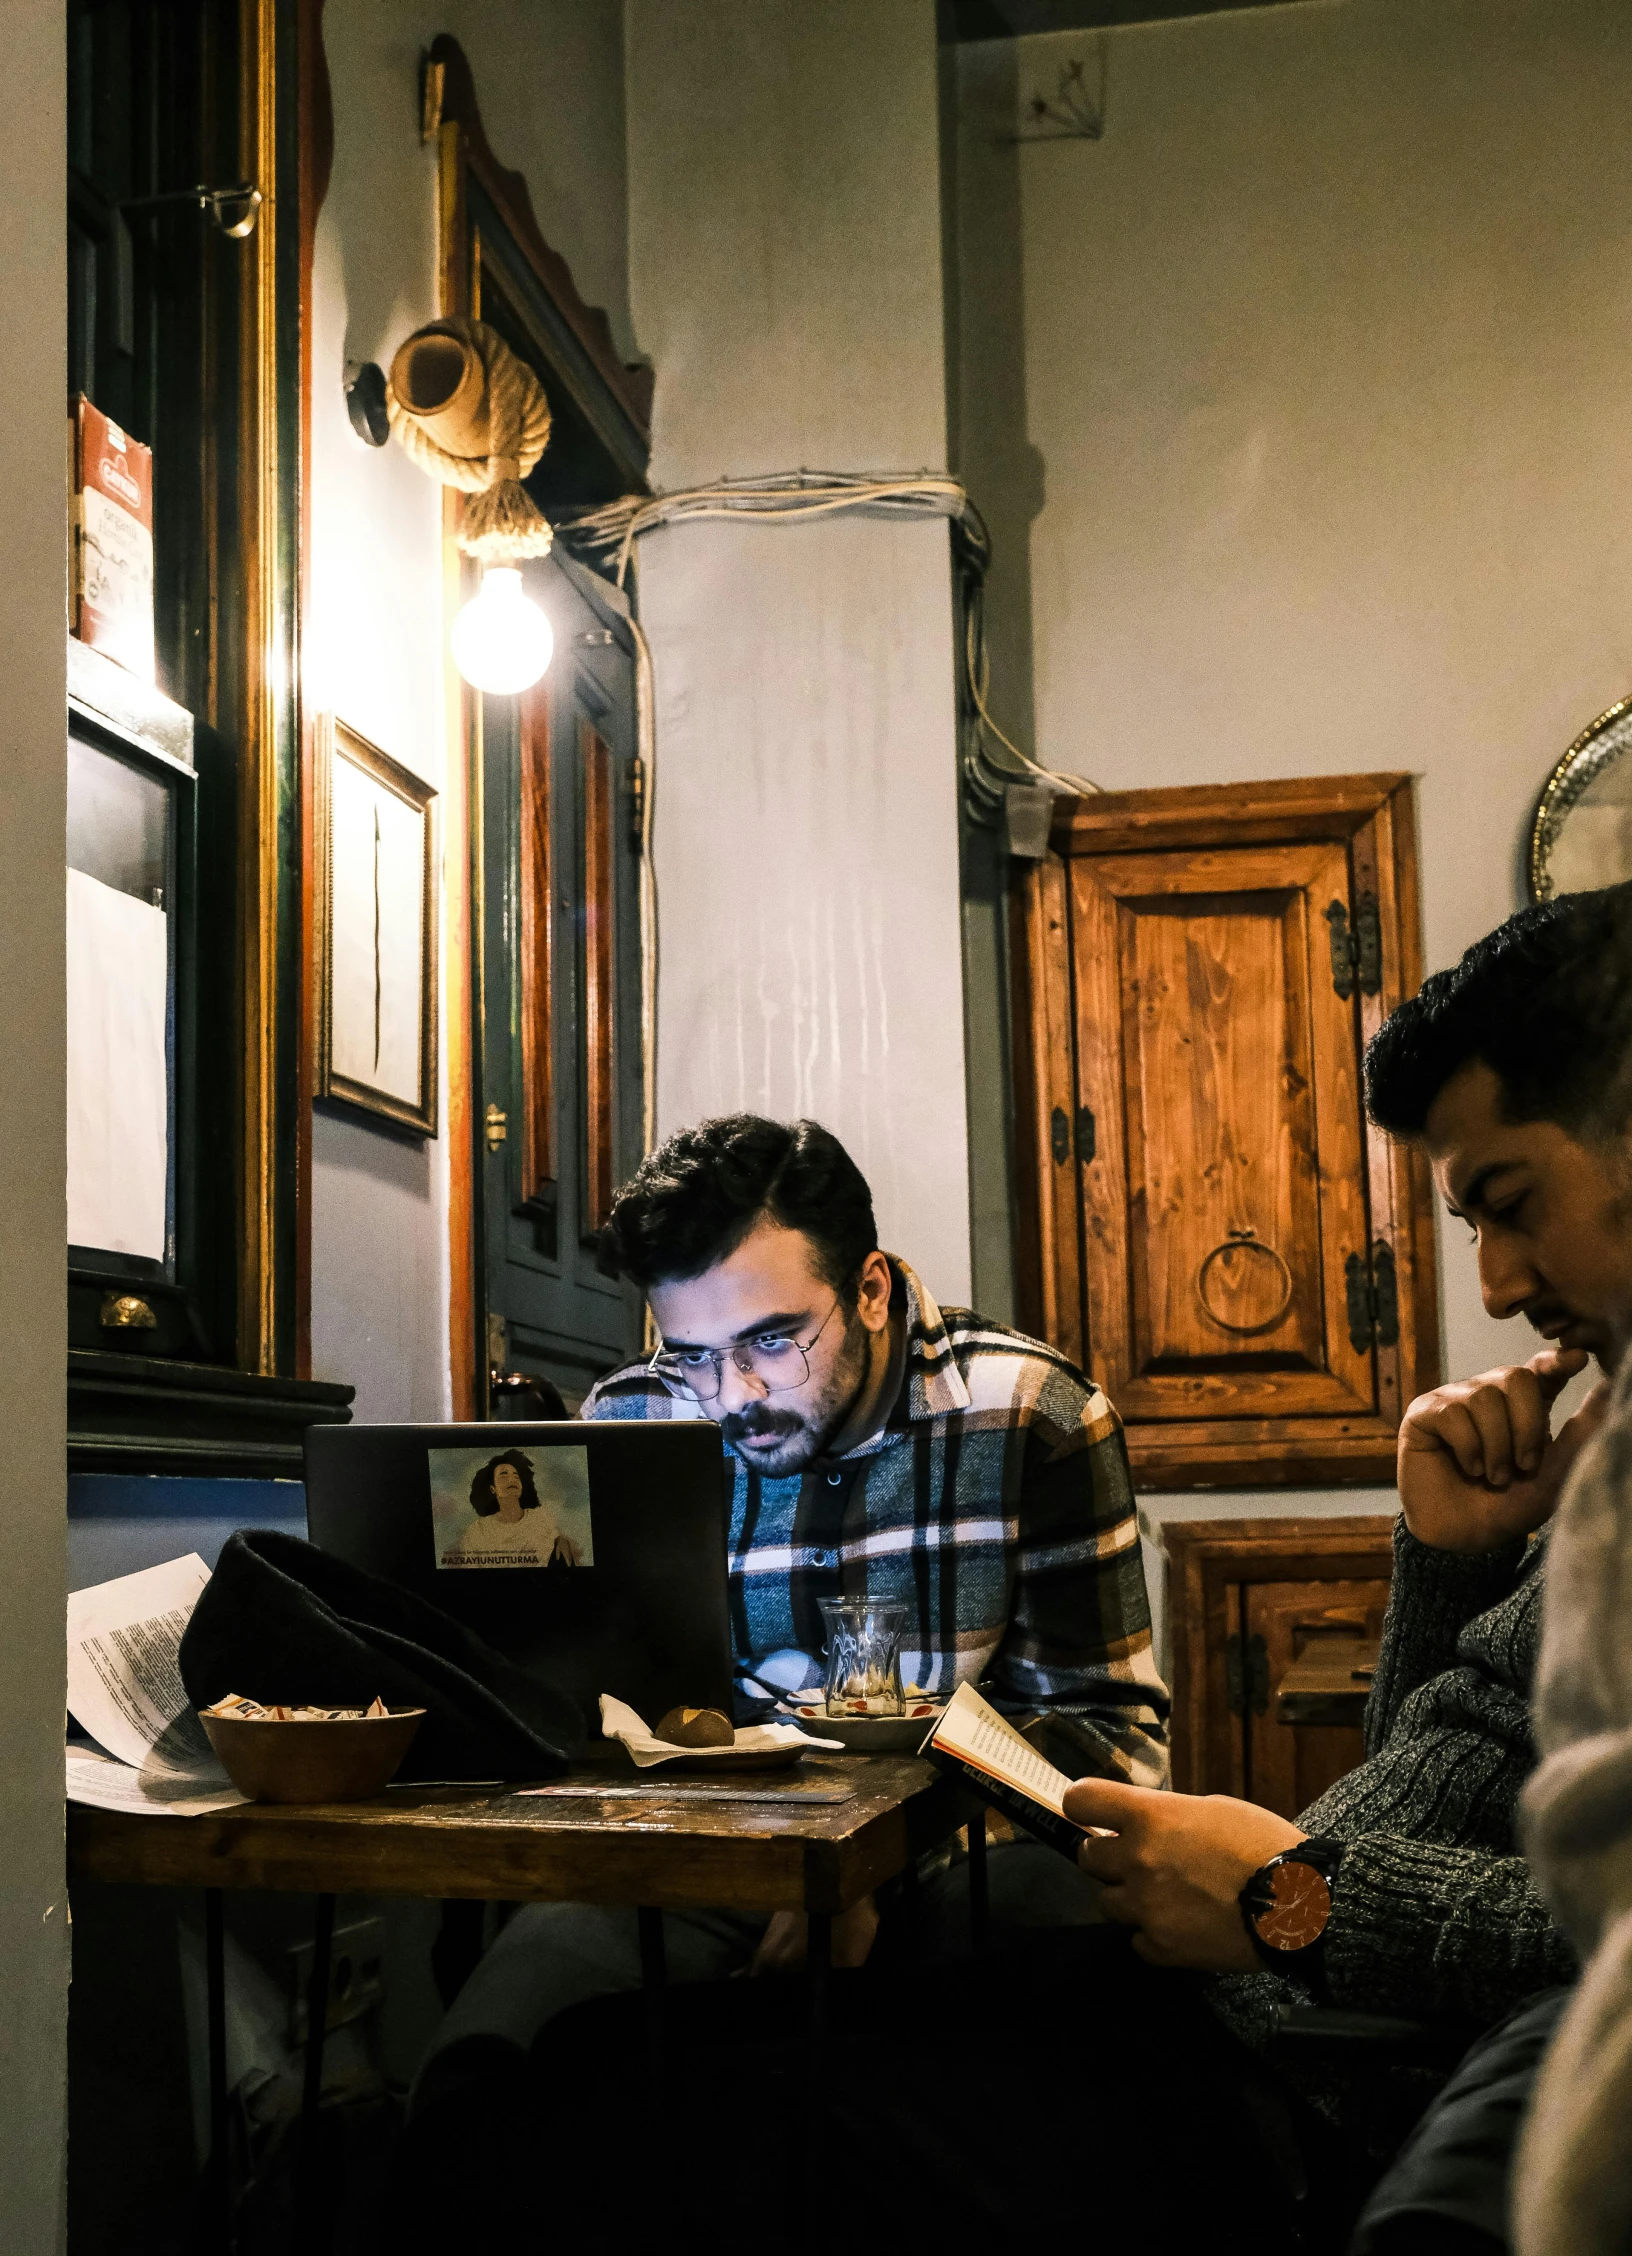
[{"xmin": 818, "ymin": 1597, "xmax": 907, "ymax": 1717}]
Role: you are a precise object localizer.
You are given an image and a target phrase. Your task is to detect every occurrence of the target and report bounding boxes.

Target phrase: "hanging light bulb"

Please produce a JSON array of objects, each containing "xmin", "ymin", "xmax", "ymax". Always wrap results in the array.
[{"xmin": 450, "ymin": 567, "xmax": 555, "ymax": 695}]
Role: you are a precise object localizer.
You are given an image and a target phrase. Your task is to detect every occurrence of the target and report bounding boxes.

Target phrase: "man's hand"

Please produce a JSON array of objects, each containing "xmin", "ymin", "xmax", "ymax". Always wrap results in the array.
[
  {"xmin": 1064, "ymin": 1779, "xmax": 1304, "ymax": 1972},
  {"xmin": 1397, "ymin": 1349, "xmax": 1609, "ymax": 1555},
  {"xmin": 750, "ymin": 1896, "xmax": 878, "ymax": 1976}
]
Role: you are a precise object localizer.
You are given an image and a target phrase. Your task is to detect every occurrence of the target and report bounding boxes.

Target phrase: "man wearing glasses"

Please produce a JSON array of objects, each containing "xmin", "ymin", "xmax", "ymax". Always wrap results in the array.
[{"xmin": 418, "ymin": 1113, "xmax": 1165, "ymax": 2077}]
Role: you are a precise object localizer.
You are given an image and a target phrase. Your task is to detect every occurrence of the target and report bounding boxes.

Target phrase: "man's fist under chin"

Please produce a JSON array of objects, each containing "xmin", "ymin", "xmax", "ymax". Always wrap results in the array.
[{"xmin": 1396, "ymin": 1347, "xmax": 1609, "ymax": 1556}]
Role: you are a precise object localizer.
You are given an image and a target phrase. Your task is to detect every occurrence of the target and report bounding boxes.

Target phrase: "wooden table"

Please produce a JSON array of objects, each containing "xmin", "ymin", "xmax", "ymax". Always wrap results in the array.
[
  {"xmin": 69, "ymin": 1753, "xmax": 971, "ymax": 2250},
  {"xmin": 1272, "ymin": 1638, "xmax": 1380, "ymax": 1729}
]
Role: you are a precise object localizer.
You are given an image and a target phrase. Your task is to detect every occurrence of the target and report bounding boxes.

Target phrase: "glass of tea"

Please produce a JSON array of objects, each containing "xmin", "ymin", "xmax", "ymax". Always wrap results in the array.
[{"xmin": 818, "ymin": 1597, "xmax": 908, "ymax": 1717}]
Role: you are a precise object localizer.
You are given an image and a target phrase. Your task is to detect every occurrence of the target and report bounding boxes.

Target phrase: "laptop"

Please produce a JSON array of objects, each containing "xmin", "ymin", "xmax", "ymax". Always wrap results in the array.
[{"xmin": 303, "ymin": 1420, "xmax": 733, "ymax": 1734}]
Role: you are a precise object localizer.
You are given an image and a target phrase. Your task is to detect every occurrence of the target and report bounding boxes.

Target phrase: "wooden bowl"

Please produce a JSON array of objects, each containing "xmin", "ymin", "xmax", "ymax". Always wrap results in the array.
[{"xmin": 200, "ymin": 1708, "xmax": 426, "ymax": 1804}]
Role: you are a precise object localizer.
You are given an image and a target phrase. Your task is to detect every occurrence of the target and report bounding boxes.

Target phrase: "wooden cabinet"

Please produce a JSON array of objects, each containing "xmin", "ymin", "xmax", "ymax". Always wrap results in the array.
[
  {"xmin": 1013, "ymin": 774, "xmax": 1439, "ymax": 1488},
  {"xmin": 1163, "ymin": 1517, "xmax": 1394, "ymax": 1818}
]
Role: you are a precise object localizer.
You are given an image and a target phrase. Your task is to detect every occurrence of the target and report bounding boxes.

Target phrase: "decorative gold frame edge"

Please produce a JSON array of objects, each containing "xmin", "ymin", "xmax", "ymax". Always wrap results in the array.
[{"xmin": 1528, "ymin": 691, "xmax": 1632, "ymax": 904}]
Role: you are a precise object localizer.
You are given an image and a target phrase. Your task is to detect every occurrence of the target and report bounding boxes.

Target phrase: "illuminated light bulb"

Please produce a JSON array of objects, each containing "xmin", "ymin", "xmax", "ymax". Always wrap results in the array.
[{"xmin": 450, "ymin": 567, "xmax": 554, "ymax": 695}]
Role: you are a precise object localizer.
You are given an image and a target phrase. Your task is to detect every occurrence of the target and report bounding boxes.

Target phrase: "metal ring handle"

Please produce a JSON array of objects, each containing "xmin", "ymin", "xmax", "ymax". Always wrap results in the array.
[{"xmin": 1196, "ymin": 1228, "xmax": 1294, "ymax": 1336}]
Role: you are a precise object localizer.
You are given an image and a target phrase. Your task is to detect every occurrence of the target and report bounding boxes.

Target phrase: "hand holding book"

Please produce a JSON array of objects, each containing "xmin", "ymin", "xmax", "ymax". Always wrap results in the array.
[{"xmin": 924, "ymin": 1682, "xmax": 1306, "ymax": 1971}]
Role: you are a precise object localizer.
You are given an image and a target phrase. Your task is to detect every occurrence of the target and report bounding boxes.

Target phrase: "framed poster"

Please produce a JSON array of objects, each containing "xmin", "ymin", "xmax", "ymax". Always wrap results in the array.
[{"xmin": 315, "ymin": 716, "xmax": 439, "ymax": 1136}]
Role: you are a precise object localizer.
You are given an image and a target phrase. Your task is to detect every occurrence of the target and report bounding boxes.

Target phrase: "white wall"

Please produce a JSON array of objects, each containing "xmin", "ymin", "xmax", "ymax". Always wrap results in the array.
[
  {"xmin": 308, "ymin": 1, "xmax": 631, "ymax": 1417},
  {"xmin": 951, "ymin": 0, "xmax": 1630, "ymax": 1523},
  {"xmin": 0, "ymin": 0, "xmax": 68, "ymax": 2236},
  {"xmin": 625, "ymin": 0, "xmax": 974, "ymax": 1304}
]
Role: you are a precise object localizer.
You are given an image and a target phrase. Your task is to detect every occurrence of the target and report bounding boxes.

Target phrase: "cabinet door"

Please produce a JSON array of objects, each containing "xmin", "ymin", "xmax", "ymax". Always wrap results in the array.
[
  {"xmin": 1013, "ymin": 773, "xmax": 1438, "ymax": 1488},
  {"xmin": 1071, "ymin": 839, "xmax": 1372, "ymax": 1426},
  {"xmin": 1241, "ymin": 1576, "xmax": 1391, "ymax": 1818}
]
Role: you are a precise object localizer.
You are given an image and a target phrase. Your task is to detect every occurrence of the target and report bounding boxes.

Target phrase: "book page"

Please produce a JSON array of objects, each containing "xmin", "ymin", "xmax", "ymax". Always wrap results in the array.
[{"xmin": 931, "ymin": 1682, "xmax": 1073, "ymax": 1814}]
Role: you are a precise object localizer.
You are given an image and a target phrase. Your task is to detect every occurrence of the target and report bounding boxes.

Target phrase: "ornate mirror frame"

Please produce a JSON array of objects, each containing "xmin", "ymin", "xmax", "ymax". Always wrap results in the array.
[{"xmin": 1528, "ymin": 694, "xmax": 1632, "ymax": 903}]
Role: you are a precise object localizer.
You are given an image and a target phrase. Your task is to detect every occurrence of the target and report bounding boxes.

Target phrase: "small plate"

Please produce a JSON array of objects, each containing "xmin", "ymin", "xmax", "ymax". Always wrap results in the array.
[
  {"xmin": 786, "ymin": 1706, "xmax": 942, "ymax": 1753},
  {"xmin": 627, "ymin": 1745, "xmax": 808, "ymax": 1775}
]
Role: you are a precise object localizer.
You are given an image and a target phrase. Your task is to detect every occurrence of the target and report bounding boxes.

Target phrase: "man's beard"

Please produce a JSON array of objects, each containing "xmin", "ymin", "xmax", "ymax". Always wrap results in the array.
[{"xmin": 717, "ymin": 1312, "xmax": 871, "ymax": 1476}]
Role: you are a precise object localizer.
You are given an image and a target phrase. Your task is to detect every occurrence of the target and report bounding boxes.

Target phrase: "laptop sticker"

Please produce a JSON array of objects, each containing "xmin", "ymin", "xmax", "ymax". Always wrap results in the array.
[{"xmin": 428, "ymin": 1444, "xmax": 595, "ymax": 1571}]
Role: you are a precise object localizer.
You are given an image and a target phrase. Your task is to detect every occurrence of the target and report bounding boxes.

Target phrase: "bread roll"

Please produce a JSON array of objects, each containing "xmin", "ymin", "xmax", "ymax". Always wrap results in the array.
[{"xmin": 655, "ymin": 1705, "xmax": 734, "ymax": 1749}]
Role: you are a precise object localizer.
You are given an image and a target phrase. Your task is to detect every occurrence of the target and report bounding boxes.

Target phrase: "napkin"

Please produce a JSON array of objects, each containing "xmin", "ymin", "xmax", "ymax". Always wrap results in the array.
[{"xmin": 598, "ymin": 1694, "xmax": 843, "ymax": 1767}]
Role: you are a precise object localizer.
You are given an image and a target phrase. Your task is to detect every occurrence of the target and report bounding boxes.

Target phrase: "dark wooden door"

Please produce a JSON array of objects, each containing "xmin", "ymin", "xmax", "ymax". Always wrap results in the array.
[
  {"xmin": 1015, "ymin": 774, "xmax": 1438, "ymax": 1488},
  {"xmin": 1163, "ymin": 1517, "xmax": 1395, "ymax": 1807},
  {"xmin": 1241, "ymin": 1575, "xmax": 1391, "ymax": 1816},
  {"xmin": 476, "ymin": 553, "xmax": 644, "ymax": 1408}
]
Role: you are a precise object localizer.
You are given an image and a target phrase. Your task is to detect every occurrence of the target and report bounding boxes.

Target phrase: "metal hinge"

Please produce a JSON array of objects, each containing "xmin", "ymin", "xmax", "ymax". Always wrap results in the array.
[
  {"xmin": 1324, "ymin": 894, "xmax": 1382, "ymax": 1001},
  {"xmin": 627, "ymin": 755, "xmax": 646, "ymax": 855},
  {"xmin": 1225, "ymin": 1632, "xmax": 1270, "ymax": 1718},
  {"xmin": 484, "ymin": 1103, "xmax": 508, "ymax": 1149},
  {"xmin": 1344, "ymin": 1238, "xmax": 1400, "ymax": 1354},
  {"xmin": 1050, "ymin": 1105, "xmax": 1096, "ymax": 1165}
]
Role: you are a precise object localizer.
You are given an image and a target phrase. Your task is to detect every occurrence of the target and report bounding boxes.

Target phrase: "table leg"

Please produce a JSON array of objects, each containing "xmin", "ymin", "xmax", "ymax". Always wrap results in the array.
[
  {"xmin": 967, "ymin": 1814, "xmax": 989, "ymax": 1949},
  {"xmin": 204, "ymin": 1888, "xmax": 230, "ymax": 2256},
  {"xmin": 295, "ymin": 1893, "xmax": 335, "ymax": 2253},
  {"xmin": 638, "ymin": 1907, "xmax": 666, "ymax": 2075},
  {"xmin": 806, "ymin": 1912, "xmax": 832, "ymax": 2052}
]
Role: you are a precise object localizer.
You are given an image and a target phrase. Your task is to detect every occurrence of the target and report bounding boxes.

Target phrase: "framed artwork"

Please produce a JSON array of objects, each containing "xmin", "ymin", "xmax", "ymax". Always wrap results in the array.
[{"xmin": 315, "ymin": 716, "xmax": 439, "ymax": 1136}]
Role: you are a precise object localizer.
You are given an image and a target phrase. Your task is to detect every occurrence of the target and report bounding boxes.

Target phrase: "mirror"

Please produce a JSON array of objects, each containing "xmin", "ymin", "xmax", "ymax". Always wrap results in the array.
[{"xmin": 1530, "ymin": 696, "xmax": 1632, "ymax": 901}]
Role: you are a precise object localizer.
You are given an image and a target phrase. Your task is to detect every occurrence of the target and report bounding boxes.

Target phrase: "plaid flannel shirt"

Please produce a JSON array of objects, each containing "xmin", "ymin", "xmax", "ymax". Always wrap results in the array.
[{"xmin": 583, "ymin": 1256, "xmax": 1169, "ymax": 1787}]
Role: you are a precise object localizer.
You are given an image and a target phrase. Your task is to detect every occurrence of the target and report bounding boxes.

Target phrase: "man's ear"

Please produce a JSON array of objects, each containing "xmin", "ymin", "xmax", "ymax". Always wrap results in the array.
[{"xmin": 855, "ymin": 1248, "xmax": 893, "ymax": 1334}]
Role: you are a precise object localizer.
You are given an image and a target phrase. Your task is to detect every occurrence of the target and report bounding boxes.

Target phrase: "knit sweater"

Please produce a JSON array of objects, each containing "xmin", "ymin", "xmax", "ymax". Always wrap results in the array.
[{"xmin": 1211, "ymin": 1515, "xmax": 1577, "ymax": 2067}]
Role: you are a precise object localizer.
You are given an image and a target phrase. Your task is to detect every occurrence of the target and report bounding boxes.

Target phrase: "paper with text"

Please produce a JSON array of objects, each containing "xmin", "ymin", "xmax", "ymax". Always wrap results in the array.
[
  {"xmin": 66, "ymin": 1746, "xmax": 245, "ymax": 1817},
  {"xmin": 66, "ymin": 1554, "xmax": 226, "ymax": 1792}
]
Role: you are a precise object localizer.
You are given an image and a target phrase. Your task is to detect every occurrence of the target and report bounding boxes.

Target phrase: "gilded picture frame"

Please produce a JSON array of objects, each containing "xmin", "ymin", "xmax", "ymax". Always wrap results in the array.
[{"xmin": 314, "ymin": 715, "xmax": 439, "ymax": 1137}]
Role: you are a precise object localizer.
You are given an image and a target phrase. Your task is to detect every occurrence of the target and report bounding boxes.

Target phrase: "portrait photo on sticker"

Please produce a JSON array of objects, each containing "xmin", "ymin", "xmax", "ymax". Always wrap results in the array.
[{"xmin": 428, "ymin": 1444, "xmax": 594, "ymax": 1571}]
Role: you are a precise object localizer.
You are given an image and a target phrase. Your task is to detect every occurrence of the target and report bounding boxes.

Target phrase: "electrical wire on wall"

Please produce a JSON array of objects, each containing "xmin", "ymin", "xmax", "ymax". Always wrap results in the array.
[{"xmin": 556, "ymin": 470, "xmax": 1097, "ymax": 1157}]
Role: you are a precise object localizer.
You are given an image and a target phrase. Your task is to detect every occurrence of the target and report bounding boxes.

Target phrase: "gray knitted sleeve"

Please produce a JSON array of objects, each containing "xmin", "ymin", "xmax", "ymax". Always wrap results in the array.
[
  {"xmin": 1325, "ymin": 1834, "xmax": 1577, "ymax": 2018},
  {"xmin": 1364, "ymin": 1517, "xmax": 1530, "ymax": 1752}
]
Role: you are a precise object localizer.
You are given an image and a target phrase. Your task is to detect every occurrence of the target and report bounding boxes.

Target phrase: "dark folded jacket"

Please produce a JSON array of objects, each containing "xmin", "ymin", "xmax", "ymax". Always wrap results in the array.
[{"xmin": 178, "ymin": 1529, "xmax": 584, "ymax": 1781}]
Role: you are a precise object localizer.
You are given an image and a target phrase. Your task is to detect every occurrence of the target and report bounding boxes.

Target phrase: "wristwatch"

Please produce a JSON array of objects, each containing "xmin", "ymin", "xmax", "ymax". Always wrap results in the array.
[{"xmin": 1238, "ymin": 1836, "xmax": 1345, "ymax": 1987}]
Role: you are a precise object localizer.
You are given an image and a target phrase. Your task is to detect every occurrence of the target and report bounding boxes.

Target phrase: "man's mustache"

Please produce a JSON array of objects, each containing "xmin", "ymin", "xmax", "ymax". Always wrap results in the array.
[{"xmin": 719, "ymin": 1406, "xmax": 804, "ymax": 1445}]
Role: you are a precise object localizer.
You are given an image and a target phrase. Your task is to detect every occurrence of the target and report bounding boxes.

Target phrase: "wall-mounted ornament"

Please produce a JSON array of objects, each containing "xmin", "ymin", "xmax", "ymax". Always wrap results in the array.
[
  {"xmin": 314, "ymin": 717, "xmax": 439, "ymax": 1138},
  {"xmin": 1529, "ymin": 694, "xmax": 1632, "ymax": 902},
  {"xmin": 386, "ymin": 317, "xmax": 556, "ymax": 694},
  {"xmin": 1009, "ymin": 45, "xmax": 1107, "ymax": 145}
]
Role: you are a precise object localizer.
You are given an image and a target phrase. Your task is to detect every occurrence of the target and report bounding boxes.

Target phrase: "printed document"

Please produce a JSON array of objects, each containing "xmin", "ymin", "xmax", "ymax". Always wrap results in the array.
[{"xmin": 66, "ymin": 1555, "xmax": 246, "ymax": 1815}]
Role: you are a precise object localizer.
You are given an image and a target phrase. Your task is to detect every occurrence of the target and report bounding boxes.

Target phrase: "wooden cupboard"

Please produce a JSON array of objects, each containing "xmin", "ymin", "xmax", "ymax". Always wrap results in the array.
[
  {"xmin": 1162, "ymin": 1517, "xmax": 1395, "ymax": 1818},
  {"xmin": 1013, "ymin": 774, "xmax": 1439, "ymax": 1489}
]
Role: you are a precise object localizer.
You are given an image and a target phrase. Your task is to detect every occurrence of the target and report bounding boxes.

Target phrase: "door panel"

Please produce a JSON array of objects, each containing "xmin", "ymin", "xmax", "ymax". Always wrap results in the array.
[
  {"xmin": 1243, "ymin": 1576, "xmax": 1391, "ymax": 1818},
  {"xmin": 477, "ymin": 555, "xmax": 643, "ymax": 1408},
  {"xmin": 517, "ymin": 685, "xmax": 555, "ymax": 1208},
  {"xmin": 579, "ymin": 720, "xmax": 617, "ymax": 1242},
  {"xmin": 1014, "ymin": 776, "xmax": 1438, "ymax": 1487},
  {"xmin": 1072, "ymin": 840, "xmax": 1374, "ymax": 1425}
]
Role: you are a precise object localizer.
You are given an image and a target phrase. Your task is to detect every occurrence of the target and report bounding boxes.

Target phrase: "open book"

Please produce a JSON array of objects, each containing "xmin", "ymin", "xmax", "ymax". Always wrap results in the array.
[{"xmin": 921, "ymin": 1682, "xmax": 1085, "ymax": 1859}]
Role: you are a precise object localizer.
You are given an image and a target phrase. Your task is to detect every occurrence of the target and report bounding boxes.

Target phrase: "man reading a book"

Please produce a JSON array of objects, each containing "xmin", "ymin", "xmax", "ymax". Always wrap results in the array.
[
  {"xmin": 393, "ymin": 886, "xmax": 1632, "ymax": 2256},
  {"xmin": 419, "ymin": 1111, "xmax": 1167, "ymax": 2060}
]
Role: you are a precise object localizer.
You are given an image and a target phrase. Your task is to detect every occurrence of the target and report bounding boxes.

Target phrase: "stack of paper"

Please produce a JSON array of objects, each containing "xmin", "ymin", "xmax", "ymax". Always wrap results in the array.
[{"xmin": 66, "ymin": 1556, "xmax": 247, "ymax": 1817}]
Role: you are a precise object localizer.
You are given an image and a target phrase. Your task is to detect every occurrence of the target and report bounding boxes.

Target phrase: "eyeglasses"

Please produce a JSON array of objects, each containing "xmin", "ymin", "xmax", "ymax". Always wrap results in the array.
[{"xmin": 648, "ymin": 1298, "xmax": 843, "ymax": 1403}]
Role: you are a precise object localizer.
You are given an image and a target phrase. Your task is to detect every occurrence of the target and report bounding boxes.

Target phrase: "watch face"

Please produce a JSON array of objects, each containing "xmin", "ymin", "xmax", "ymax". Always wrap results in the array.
[{"xmin": 1252, "ymin": 1858, "xmax": 1332, "ymax": 1952}]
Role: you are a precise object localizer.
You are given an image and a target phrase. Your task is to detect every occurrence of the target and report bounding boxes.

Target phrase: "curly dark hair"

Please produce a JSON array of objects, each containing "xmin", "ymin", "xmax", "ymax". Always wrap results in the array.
[
  {"xmin": 600, "ymin": 1114, "xmax": 879, "ymax": 1293},
  {"xmin": 468, "ymin": 1448, "xmax": 543, "ymax": 1517},
  {"xmin": 1366, "ymin": 881, "xmax": 1632, "ymax": 1140}
]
